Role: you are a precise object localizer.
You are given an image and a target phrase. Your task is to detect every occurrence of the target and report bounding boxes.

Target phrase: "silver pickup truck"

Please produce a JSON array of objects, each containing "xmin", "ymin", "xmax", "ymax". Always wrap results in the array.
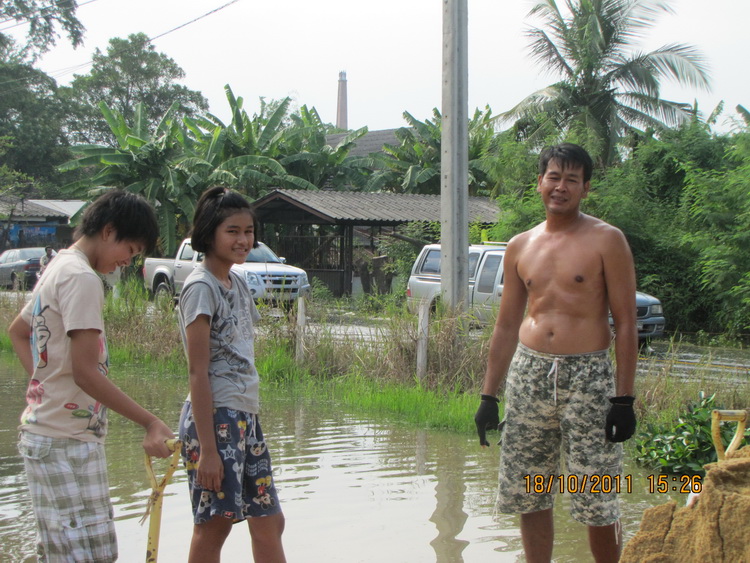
[
  {"xmin": 406, "ymin": 243, "xmax": 666, "ymax": 339},
  {"xmin": 143, "ymin": 238, "xmax": 311, "ymax": 304}
]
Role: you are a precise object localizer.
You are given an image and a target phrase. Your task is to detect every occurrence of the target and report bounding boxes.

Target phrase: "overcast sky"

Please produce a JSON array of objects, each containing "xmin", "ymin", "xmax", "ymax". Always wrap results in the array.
[{"xmin": 9, "ymin": 0, "xmax": 750, "ymax": 132}]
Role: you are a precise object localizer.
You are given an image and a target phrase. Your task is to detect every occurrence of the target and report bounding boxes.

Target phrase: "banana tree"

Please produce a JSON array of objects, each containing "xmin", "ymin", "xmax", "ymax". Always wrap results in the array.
[
  {"xmin": 59, "ymin": 101, "xmax": 196, "ymax": 255},
  {"xmin": 367, "ymin": 108, "xmax": 497, "ymax": 195},
  {"xmin": 178, "ymin": 86, "xmax": 322, "ymax": 198}
]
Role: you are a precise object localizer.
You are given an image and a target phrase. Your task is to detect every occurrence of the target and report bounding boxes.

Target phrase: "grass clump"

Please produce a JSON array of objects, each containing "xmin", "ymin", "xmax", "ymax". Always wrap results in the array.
[
  {"xmin": 633, "ymin": 393, "xmax": 750, "ymax": 475},
  {"xmin": 103, "ymin": 276, "xmax": 185, "ymax": 371}
]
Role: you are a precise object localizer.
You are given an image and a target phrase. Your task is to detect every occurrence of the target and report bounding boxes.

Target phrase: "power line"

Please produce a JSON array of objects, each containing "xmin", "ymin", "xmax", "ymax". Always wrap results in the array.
[
  {"xmin": 0, "ymin": 0, "xmax": 101, "ymax": 32},
  {"xmin": 0, "ymin": 0, "xmax": 241, "ymax": 93},
  {"xmin": 150, "ymin": 0, "xmax": 240, "ymax": 42}
]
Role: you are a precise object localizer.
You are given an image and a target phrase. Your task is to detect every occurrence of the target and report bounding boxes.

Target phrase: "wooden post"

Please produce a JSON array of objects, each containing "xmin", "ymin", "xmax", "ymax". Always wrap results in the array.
[
  {"xmin": 295, "ymin": 296, "xmax": 306, "ymax": 364},
  {"xmin": 416, "ymin": 300, "xmax": 430, "ymax": 380}
]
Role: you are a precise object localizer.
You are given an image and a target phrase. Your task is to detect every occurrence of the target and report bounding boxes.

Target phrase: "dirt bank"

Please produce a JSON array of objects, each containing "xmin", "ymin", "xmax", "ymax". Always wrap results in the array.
[{"xmin": 621, "ymin": 447, "xmax": 750, "ymax": 562}]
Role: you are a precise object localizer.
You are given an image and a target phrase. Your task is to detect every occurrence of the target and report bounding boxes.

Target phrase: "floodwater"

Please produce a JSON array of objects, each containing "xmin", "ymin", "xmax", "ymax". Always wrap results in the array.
[{"xmin": 0, "ymin": 353, "xmax": 690, "ymax": 563}]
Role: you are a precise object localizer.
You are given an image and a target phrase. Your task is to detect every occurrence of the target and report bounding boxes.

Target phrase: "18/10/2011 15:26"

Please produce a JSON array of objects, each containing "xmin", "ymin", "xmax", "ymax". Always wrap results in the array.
[{"xmin": 523, "ymin": 474, "xmax": 703, "ymax": 495}]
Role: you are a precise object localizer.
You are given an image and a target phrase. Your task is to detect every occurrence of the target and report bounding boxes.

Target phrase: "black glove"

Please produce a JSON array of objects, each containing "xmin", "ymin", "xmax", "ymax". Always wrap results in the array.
[
  {"xmin": 605, "ymin": 396, "xmax": 636, "ymax": 442},
  {"xmin": 474, "ymin": 394, "xmax": 500, "ymax": 447}
]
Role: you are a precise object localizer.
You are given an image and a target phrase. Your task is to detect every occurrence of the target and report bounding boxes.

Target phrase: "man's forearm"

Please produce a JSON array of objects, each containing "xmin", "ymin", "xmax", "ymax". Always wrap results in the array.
[
  {"xmin": 614, "ymin": 325, "xmax": 637, "ymax": 396},
  {"xmin": 482, "ymin": 328, "xmax": 518, "ymax": 396}
]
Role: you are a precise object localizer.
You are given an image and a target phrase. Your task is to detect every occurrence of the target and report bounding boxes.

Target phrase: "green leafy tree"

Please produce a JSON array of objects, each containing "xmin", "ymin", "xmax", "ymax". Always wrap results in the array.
[
  {"xmin": 177, "ymin": 86, "xmax": 373, "ymax": 199},
  {"xmin": 504, "ymin": 0, "xmax": 710, "ymax": 165},
  {"xmin": 369, "ymin": 107, "xmax": 497, "ymax": 195},
  {"xmin": 0, "ymin": 0, "xmax": 83, "ymax": 56},
  {"xmin": 60, "ymin": 101, "xmax": 196, "ymax": 255},
  {"xmin": 0, "ymin": 54, "xmax": 70, "ymax": 179},
  {"xmin": 679, "ymin": 133, "xmax": 750, "ymax": 335},
  {"xmin": 176, "ymin": 87, "xmax": 321, "ymax": 199},
  {"xmin": 61, "ymin": 33, "xmax": 208, "ymax": 147},
  {"xmin": 279, "ymin": 109, "xmax": 372, "ymax": 190}
]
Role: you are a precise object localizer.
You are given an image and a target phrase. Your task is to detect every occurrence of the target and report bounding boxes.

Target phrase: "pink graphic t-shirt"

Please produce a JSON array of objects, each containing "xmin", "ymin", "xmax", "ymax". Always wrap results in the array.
[{"xmin": 19, "ymin": 247, "xmax": 109, "ymax": 443}]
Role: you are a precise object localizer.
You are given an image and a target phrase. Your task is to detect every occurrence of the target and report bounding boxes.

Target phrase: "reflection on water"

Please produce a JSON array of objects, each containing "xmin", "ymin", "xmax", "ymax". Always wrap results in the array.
[{"xmin": 0, "ymin": 352, "xmax": 688, "ymax": 562}]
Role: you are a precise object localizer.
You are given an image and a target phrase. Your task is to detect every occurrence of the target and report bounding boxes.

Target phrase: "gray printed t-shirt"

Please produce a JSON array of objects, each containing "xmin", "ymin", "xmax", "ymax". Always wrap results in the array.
[{"xmin": 178, "ymin": 266, "xmax": 261, "ymax": 413}]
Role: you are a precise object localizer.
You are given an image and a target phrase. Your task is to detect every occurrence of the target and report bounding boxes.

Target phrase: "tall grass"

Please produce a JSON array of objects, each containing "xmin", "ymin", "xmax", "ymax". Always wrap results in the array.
[
  {"xmin": 0, "ymin": 288, "xmax": 748, "ymax": 437},
  {"xmin": 102, "ymin": 276, "xmax": 185, "ymax": 372},
  {"xmin": 0, "ymin": 291, "xmax": 27, "ymax": 350}
]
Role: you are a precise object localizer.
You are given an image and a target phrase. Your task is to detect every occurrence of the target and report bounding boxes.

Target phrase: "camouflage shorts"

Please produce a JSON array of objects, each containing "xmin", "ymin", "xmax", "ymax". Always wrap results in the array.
[{"xmin": 495, "ymin": 343, "xmax": 623, "ymax": 526}]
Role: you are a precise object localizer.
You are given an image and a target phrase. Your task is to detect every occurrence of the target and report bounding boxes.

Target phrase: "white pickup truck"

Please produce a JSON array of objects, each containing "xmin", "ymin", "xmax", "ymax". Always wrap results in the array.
[
  {"xmin": 406, "ymin": 243, "xmax": 666, "ymax": 340},
  {"xmin": 143, "ymin": 238, "xmax": 311, "ymax": 304}
]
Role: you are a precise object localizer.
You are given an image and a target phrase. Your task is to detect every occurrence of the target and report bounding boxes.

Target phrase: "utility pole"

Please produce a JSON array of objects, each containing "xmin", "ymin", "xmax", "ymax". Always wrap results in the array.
[{"xmin": 440, "ymin": 0, "xmax": 469, "ymax": 312}]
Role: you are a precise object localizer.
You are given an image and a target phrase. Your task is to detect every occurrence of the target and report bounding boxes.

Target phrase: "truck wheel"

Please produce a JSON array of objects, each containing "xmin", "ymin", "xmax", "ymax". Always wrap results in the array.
[{"xmin": 154, "ymin": 282, "xmax": 173, "ymax": 307}]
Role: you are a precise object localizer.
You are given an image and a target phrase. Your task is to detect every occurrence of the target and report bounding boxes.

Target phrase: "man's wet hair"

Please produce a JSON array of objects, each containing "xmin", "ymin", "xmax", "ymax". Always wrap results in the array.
[
  {"xmin": 190, "ymin": 186, "xmax": 259, "ymax": 253},
  {"xmin": 539, "ymin": 143, "xmax": 594, "ymax": 182},
  {"xmin": 76, "ymin": 190, "xmax": 159, "ymax": 255}
]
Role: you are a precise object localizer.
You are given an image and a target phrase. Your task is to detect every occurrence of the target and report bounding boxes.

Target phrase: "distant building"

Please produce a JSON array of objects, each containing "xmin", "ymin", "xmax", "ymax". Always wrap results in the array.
[
  {"xmin": 325, "ymin": 128, "xmax": 399, "ymax": 158},
  {"xmin": 251, "ymin": 189, "xmax": 499, "ymax": 296},
  {"xmin": 0, "ymin": 196, "xmax": 86, "ymax": 249}
]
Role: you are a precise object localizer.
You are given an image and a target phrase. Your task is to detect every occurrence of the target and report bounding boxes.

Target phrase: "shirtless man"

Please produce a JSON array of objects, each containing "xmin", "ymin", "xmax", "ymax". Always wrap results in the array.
[{"xmin": 474, "ymin": 143, "xmax": 637, "ymax": 563}]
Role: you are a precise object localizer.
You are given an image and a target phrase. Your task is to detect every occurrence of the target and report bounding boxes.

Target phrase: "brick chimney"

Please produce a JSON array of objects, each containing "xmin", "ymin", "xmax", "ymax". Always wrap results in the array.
[{"xmin": 336, "ymin": 71, "xmax": 348, "ymax": 130}]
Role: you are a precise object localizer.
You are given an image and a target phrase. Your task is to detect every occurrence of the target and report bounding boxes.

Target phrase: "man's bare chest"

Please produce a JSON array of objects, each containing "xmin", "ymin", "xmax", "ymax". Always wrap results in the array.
[{"xmin": 518, "ymin": 243, "xmax": 604, "ymax": 292}]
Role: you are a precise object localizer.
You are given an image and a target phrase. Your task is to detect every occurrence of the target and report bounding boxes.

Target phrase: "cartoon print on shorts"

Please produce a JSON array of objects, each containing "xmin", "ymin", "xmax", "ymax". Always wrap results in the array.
[
  {"xmin": 253, "ymin": 476, "xmax": 276, "ymax": 510},
  {"xmin": 217, "ymin": 423, "xmax": 231, "ymax": 443},
  {"xmin": 237, "ymin": 419, "xmax": 247, "ymax": 452},
  {"xmin": 183, "ymin": 437, "xmax": 200, "ymax": 471},
  {"xmin": 231, "ymin": 461, "xmax": 243, "ymax": 486},
  {"xmin": 196, "ymin": 491, "xmax": 212, "ymax": 516},
  {"xmin": 248, "ymin": 439, "xmax": 267, "ymax": 457}
]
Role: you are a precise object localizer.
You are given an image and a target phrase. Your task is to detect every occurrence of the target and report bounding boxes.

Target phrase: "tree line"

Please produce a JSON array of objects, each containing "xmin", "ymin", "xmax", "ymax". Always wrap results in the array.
[{"xmin": 1, "ymin": 0, "xmax": 748, "ymax": 338}]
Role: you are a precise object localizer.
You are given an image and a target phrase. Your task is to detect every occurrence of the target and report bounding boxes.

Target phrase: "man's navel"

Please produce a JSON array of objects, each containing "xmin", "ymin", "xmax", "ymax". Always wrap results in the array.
[{"xmin": 575, "ymin": 275, "xmax": 584, "ymax": 283}]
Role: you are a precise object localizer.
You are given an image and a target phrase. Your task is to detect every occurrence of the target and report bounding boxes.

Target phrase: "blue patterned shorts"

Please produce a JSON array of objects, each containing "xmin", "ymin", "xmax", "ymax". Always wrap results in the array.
[{"xmin": 179, "ymin": 403, "xmax": 282, "ymax": 524}]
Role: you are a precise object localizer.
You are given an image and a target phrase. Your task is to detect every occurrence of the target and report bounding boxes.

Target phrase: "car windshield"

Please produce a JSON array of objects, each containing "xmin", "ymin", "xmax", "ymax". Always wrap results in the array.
[
  {"xmin": 245, "ymin": 244, "xmax": 281, "ymax": 264},
  {"xmin": 19, "ymin": 248, "xmax": 45, "ymax": 260}
]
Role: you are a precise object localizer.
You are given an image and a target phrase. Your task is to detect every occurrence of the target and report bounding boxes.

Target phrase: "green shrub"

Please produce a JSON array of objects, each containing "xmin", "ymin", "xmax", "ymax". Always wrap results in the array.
[{"xmin": 633, "ymin": 393, "xmax": 749, "ymax": 475}]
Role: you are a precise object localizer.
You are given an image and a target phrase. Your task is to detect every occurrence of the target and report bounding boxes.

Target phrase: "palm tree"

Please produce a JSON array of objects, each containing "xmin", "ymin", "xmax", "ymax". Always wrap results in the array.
[{"xmin": 503, "ymin": 0, "xmax": 710, "ymax": 165}]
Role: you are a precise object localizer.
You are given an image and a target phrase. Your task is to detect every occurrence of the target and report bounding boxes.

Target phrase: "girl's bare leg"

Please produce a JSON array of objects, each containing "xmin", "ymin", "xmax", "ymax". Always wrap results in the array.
[
  {"xmin": 188, "ymin": 516, "xmax": 233, "ymax": 563},
  {"xmin": 247, "ymin": 512, "xmax": 286, "ymax": 563}
]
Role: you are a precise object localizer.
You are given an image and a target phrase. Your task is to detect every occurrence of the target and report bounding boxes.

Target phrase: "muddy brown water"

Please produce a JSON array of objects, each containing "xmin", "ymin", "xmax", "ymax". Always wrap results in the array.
[{"xmin": 0, "ymin": 353, "xmax": 691, "ymax": 562}]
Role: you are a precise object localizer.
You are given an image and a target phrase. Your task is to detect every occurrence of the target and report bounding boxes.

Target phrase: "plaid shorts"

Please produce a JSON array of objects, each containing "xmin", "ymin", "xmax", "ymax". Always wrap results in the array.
[
  {"xmin": 496, "ymin": 344, "xmax": 623, "ymax": 526},
  {"xmin": 17, "ymin": 431, "xmax": 117, "ymax": 562},
  {"xmin": 179, "ymin": 402, "xmax": 282, "ymax": 525}
]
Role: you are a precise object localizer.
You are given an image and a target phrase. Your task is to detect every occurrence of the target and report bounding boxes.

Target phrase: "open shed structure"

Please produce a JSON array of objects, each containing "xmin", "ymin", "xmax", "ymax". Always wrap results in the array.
[
  {"xmin": 0, "ymin": 197, "xmax": 86, "ymax": 250},
  {"xmin": 249, "ymin": 189, "xmax": 499, "ymax": 296}
]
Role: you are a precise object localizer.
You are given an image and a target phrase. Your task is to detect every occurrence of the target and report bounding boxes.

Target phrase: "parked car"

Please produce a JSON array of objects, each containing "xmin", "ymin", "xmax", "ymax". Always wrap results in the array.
[
  {"xmin": 406, "ymin": 243, "xmax": 666, "ymax": 339},
  {"xmin": 406, "ymin": 243, "xmax": 508, "ymax": 324},
  {"xmin": 143, "ymin": 238, "xmax": 311, "ymax": 305},
  {"xmin": 0, "ymin": 247, "xmax": 46, "ymax": 289}
]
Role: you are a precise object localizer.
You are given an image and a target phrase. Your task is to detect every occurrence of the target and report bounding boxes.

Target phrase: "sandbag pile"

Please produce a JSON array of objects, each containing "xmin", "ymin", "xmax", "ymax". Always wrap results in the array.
[{"xmin": 621, "ymin": 447, "xmax": 750, "ymax": 563}]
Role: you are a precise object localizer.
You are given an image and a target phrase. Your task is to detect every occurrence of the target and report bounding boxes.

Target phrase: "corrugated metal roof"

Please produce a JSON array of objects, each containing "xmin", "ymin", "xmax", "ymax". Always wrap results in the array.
[
  {"xmin": 0, "ymin": 196, "xmax": 70, "ymax": 219},
  {"xmin": 326, "ymin": 129, "xmax": 399, "ymax": 157},
  {"xmin": 28, "ymin": 200, "xmax": 86, "ymax": 218},
  {"xmin": 251, "ymin": 189, "xmax": 499, "ymax": 225}
]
